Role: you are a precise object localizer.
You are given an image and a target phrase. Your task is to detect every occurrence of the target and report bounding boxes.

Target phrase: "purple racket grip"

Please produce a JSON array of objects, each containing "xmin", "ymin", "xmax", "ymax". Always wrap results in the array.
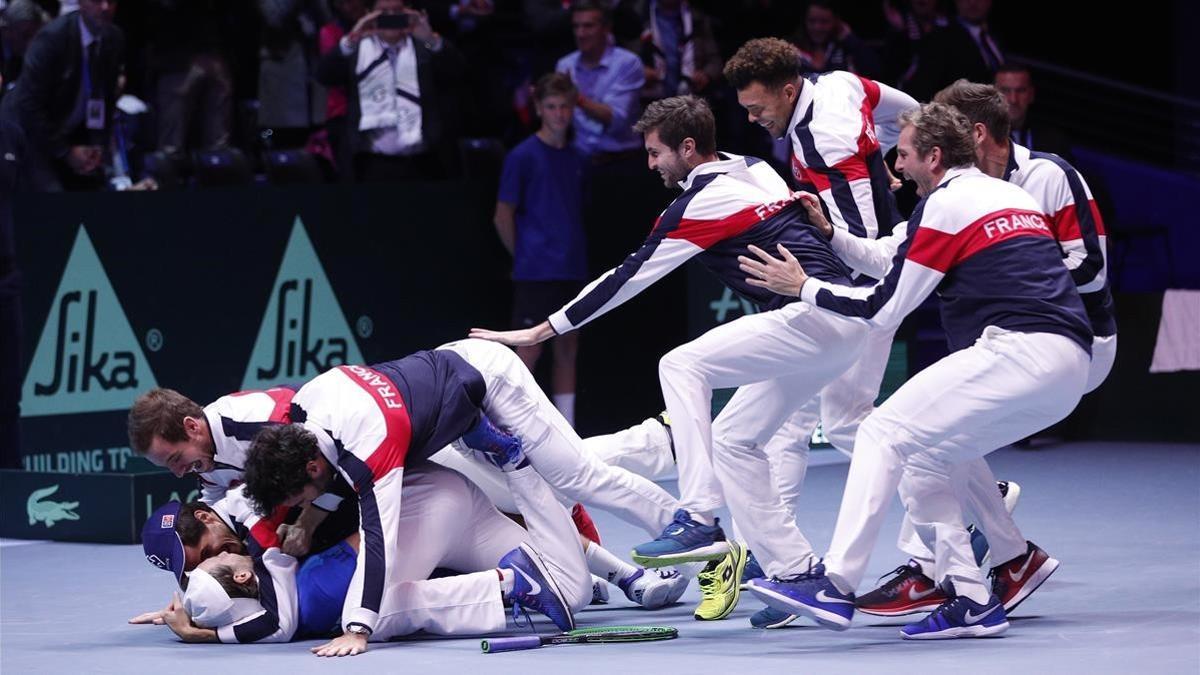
[{"xmin": 481, "ymin": 635, "xmax": 544, "ymax": 653}]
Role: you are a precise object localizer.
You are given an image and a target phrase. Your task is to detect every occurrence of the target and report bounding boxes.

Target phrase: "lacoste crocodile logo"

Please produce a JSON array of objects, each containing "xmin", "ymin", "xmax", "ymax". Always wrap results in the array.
[{"xmin": 26, "ymin": 485, "xmax": 80, "ymax": 528}]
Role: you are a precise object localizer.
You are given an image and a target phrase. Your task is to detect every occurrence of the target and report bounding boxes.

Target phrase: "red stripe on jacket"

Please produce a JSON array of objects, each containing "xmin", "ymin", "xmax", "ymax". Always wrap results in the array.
[
  {"xmin": 337, "ymin": 365, "xmax": 414, "ymax": 483},
  {"xmin": 907, "ymin": 209, "xmax": 1055, "ymax": 273}
]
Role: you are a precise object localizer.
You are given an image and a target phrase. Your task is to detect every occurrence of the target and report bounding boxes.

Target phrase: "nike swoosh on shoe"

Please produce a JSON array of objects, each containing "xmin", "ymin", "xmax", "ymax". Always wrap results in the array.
[
  {"xmin": 815, "ymin": 589, "xmax": 854, "ymax": 605},
  {"xmin": 1009, "ymin": 554, "xmax": 1035, "ymax": 582},
  {"xmin": 514, "ymin": 566, "xmax": 542, "ymax": 596},
  {"xmin": 964, "ymin": 605, "xmax": 996, "ymax": 624}
]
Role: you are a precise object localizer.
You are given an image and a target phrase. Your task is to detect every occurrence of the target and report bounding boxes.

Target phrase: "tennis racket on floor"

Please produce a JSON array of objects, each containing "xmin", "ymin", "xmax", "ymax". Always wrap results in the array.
[{"xmin": 481, "ymin": 625, "xmax": 678, "ymax": 653}]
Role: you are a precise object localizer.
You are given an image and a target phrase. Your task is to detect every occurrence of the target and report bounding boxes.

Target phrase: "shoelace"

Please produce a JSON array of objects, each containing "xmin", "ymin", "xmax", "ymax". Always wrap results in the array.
[
  {"xmin": 876, "ymin": 563, "xmax": 913, "ymax": 585},
  {"xmin": 510, "ymin": 601, "xmax": 535, "ymax": 631},
  {"xmin": 925, "ymin": 595, "xmax": 964, "ymax": 622}
]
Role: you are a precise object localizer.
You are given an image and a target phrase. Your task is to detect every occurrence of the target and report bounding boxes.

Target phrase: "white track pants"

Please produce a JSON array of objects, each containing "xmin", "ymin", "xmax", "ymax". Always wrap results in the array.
[
  {"xmin": 372, "ymin": 464, "xmax": 590, "ymax": 639},
  {"xmin": 659, "ymin": 302, "xmax": 868, "ymax": 578},
  {"xmin": 822, "ymin": 328, "xmax": 1089, "ymax": 600},
  {"xmin": 894, "ymin": 332, "xmax": 1117, "ymax": 570},
  {"xmin": 439, "ymin": 339, "xmax": 681, "ymax": 536}
]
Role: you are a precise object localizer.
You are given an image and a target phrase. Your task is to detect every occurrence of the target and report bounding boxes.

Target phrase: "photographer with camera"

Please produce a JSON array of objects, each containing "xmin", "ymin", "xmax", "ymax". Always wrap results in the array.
[{"xmin": 315, "ymin": 0, "xmax": 465, "ymax": 182}]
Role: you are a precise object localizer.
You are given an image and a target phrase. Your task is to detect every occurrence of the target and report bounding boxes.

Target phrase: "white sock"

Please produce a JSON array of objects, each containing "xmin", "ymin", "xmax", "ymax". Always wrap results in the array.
[
  {"xmin": 552, "ymin": 393, "xmax": 576, "ymax": 427},
  {"xmin": 689, "ymin": 510, "xmax": 715, "ymax": 526},
  {"xmin": 497, "ymin": 567, "xmax": 515, "ymax": 597},
  {"xmin": 585, "ymin": 542, "xmax": 641, "ymax": 585}
]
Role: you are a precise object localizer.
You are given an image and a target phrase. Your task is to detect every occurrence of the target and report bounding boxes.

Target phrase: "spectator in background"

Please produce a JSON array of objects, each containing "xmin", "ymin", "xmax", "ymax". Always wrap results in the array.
[
  {"xmin": 494, "ymin": 73, "xmax": 588, "ymax": 426},
  {"xmin": 903, "ymin": 0, "xmax": 1004, "ymax": 102},
  {"xmin": 0, "ymin": 0, "xmax": 48, "ymax": 95},
  {"xmin": 317, "ymin": 0, "xmax": 367, "ymax": 170},
  {"xmin": 0, "ymin": 0, "xmax": 124, "ymax": 191},
  {"xmin": 316, "ymin": 0, "xmax": 465, "ymax": 181},
  {"xmin": 995, "ymin": 64, "xmax": 1074, "ymax": 160},
  {"xmin": 147, "ymin": 0, "xmax": 233, "ymax": 157},
  {"xmin": 880, "ymin": 0, "xmax": 948, "ymax": 86},
  {"xmin": 790, "ymin": 1, "xmax": 880, "ymax": 78},
  {"xmin": 257, "ymin": 0, "xmax": 330, "ymax": 149},
  {"xmin": 0, "ymin": 118, "xmax": 26, "ymax": 468},
  {"xmin": 556, "ymin": 0, "xmax": 644, "ymax": 164},
  {"xmin": 635, "ymin": 0, "xmax": 721, "ymax": 102}
]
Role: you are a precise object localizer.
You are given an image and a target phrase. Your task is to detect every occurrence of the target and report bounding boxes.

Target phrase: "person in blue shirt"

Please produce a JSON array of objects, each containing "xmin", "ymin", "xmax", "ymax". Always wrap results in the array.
[
  {"xmin": 494, "ymin": 72, "xmax": 589, "ymax": 426},
  {"xmin": 555, "ymin": 1, "xmax": 645, "ymax": 162}
]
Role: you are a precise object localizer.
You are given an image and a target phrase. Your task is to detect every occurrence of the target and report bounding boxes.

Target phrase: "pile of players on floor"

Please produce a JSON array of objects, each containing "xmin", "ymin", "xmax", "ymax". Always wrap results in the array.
[{"xmin": 129, "ymin": 38, "xmax": 1113, "ymax": 656}]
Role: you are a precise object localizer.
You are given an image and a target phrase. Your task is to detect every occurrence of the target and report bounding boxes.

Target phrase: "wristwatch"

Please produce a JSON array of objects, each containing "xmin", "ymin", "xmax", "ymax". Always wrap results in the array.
[{"xmin": 345, "ymin": 623, "xmax": 372, "ymax": 637}]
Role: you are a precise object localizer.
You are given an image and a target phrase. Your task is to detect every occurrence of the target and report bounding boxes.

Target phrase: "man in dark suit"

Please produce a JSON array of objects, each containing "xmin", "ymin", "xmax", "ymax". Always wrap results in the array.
[
  {"xmin": 0, "ymin": 0, "xmax": 124, "ymax": 191},
  {"xmin": 315, "ymin": 0, "xmax": 465, "ymax": 182},
  {"xmin": 0, "ymin": 118, "xmax": 26, "ymax": 468},
  {"xmin": 995, "ymin": 64, "xmax": 1074, "ymax": 161},
  {"xmin": 903, "ymin": 0, "xmax": 1003, "ymax": 103}
]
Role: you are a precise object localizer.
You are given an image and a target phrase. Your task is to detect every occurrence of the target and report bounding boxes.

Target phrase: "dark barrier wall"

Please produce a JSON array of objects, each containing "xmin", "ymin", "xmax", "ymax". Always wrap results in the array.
[
  {"xmin": 14, "ymin": 179, "xmax": 1193, "ymax": 477},
  {"xmin": 14, "ymin": 178, "xmax": 687, "ymax": 472}
]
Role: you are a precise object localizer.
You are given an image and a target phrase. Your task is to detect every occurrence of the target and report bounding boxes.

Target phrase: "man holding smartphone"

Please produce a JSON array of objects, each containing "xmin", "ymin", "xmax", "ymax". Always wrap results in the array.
[{"xmin": 315, "ymin": 0, "xmax": 466, "ymax": 181}]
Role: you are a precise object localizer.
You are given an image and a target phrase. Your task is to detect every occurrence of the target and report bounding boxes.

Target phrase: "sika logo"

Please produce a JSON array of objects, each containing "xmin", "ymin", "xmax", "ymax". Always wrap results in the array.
[
  {"xmin": 22, "ymin": 227, "xmax": 157, "ymax": 416},
  {"xmin": 242, "ymin": 218, "xmax": 363, "ymax": 388}
]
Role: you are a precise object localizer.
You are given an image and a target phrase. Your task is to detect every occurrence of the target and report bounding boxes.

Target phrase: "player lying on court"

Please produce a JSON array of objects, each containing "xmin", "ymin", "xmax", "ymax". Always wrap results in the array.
[
  {"xmin": 740, "ymin": 103, "xmax": 1093, "ymax": 639},
  {"xmin": 135, "ymin": 450, "xmax": 594, "ymax": 655},
  {"xmin": 127, "ymin": 378, "xmax": 686, "ymax": 611}
]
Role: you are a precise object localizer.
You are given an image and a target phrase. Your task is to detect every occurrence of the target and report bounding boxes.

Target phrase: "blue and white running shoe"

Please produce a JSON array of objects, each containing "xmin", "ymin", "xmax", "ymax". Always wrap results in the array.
[
  {"xmin": 746, "ymin": 563, "xmax": 855, "ymax": 630},
  {"xmin": 632, "ymin": 509, "xmax": 729, "ymax": 566},
  {"xmin": 900, "ymin": 593, "xmax": 1009, "ymax": 640},
  {"xmin": 750, "ymin": 605, "xmax": 799, "ymax": 629},
  {"xmin": 500, "ymin": 544, "xmax": 574, "ymax": 631}
]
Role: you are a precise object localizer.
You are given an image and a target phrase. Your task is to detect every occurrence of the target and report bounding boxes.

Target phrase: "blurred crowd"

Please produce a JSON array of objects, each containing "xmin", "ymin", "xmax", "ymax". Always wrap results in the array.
[{"xmin": 0, "ymin": 0, "xmax": 1072, "ymax": 191}]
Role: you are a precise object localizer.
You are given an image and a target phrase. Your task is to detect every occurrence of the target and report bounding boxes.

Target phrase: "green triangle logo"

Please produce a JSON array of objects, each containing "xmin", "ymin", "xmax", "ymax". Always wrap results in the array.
[
  {"xmin": 21, "ymin": 226, "xmax": 158, "ymax": 417},
  {"xmin": 241, "ymin": 218, "xmax": 363, "ymax": 389}
]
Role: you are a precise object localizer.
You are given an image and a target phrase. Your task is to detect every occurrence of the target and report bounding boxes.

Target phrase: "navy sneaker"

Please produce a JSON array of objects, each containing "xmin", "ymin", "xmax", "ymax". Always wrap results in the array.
[
  {"xmin": 462, "ymin": 414, "xmax": 526, "ymax": 471},
  {"xmin": 750, "ymin": 606, "xmax": 799, "ymax": 629},
  {"xmin": 739, "ymin": 549, "xmax": 765, "ymax": 590},
  {"xmin": 745, "ymin": 563, "xmax": 855, "ymax": 631},
  {"xmin": 856, "ymin": 560, "xmax": 946, "ymax": 617},
  {"xmin": 632, "ymin": 509, "xmax": 729, "ymax": 566},
  {"xmin": 500, "ymin": 544, "xmax": 574, "ymax": 631},
  {"xmin": 900, "ymin": 593, "xmax": 1009, "ymax": 640}
]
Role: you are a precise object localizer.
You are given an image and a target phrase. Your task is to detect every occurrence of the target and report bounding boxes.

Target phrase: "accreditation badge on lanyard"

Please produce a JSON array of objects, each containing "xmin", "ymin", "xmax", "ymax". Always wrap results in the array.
[
  {"xmin": 83, "ymin": 46, "xmax": 105, "ymax": 130},
  {"xmin": 86, "ymin": 99, "xmax": 105, "ymax": 130}
]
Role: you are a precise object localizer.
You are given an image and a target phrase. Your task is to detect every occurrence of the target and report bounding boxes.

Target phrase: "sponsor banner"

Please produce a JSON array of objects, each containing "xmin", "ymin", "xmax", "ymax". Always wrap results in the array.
[
  {"xmin": 13, "ymin": 183, "xmax": 511, "ymax": 472},
  {"xmin": 0, "ymin": 469, "xmax": 198, "ymax": 543}
]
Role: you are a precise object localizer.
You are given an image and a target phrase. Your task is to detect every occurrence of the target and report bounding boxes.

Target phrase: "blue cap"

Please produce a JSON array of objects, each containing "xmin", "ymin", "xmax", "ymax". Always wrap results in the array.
[{"xmin": 142, "ymin": 501, "xmax": 186, "ymax": 586}]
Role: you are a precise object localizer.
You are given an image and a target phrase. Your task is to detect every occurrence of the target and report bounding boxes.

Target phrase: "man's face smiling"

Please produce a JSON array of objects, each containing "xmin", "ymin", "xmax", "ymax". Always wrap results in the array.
[
  {"xmin": 736, "ymin": 81, "xmax": 797, "ymax": 140},
  {"xmin": 644, "ymin": 129, "xmax": 691, "ymax": 187},
  {"xmin": 894, "ymin": 124, "xmax": 938, "ymax": 197},
  {"xmin": 144, "ymin": 417, "xmax": 215, "ymax": 478}
]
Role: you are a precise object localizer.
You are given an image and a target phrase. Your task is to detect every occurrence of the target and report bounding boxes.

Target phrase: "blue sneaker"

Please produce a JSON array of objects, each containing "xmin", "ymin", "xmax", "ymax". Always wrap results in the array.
[
  {"xmin": 739, "ymin": 550, "xmax": 765, "ymax": 590},
  {"xmin": 462, "ymin": 414, "xmax": 526, "ymax": 471},
  {"xmin": 900, "ymin": 593, "xmax": 1009, "ymax": 640},
  {"xmin": 746, "ymin": 563, "xmax": 855, "ymax": 631},
  {"xmin": 632, "ymin": 510, "xmax": 729, "ymax": 566},
  {"xmin": 750, "ymin": 606, "xmax": 799, "ymax": 629},
  {"xmin": 500, "ymin": 544, "xmax": 574, "ymax": 631}
]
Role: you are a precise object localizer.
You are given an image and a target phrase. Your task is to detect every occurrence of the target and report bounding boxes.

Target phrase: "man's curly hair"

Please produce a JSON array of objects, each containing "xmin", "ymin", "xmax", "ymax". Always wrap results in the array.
[
  {"xmin": 723, "ymin": 37, "xmax": 803, "ymax": 91},
  {"xmin": 243, "ymin": 424, "xmax": 320, "ymax": 514}
]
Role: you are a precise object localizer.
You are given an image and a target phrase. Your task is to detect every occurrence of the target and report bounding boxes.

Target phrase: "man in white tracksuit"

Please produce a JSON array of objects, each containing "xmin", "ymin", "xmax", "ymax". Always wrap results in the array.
[
  {"xmin": 743, "ymin": 103, "xmax": 1092, "ymax": 640},
  {"xmin": 469, "ymin": 96, "xmax": 872, "ymax": 616},
  {"xmin": 850, "ymin": 80, "xmax": 1121, "ymax": 617}
]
